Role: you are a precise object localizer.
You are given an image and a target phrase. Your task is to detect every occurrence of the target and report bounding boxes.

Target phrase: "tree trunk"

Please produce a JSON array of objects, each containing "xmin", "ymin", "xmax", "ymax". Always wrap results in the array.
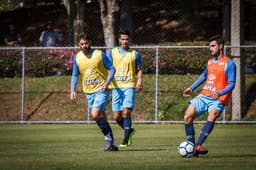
[
  {"xmin": 63, "ymin": 0, "xmax": 76, "ymax": 46},
  {"xmin": 99, "ymin": 0, "xmax": 118, "ymax": 49}
]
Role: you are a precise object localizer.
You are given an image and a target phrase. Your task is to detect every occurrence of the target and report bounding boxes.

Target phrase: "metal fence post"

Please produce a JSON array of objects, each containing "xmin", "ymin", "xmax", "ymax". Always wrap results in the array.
[
  {"xmin": 154, "ymin": 46, "xmax": 159, "ymax": 123},
  {"xmin": 223, "ymin": 46, "xmax": 227, "ymax": 122},
  {"xmin": 21, "ymin": 47, "xmax": 25, "ymax": 123}
]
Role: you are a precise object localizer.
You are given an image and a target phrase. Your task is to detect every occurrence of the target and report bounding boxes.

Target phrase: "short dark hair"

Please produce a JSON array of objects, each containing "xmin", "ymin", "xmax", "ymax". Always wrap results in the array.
[
  {"xmin": 77, "ymin": 32, "xmax": 90, "ymax": 42},
  {"xmin": 209, "ymin": 35, "xmax": 224, "ymax": 46},
  {"xmin": 119, "ymin": 29, "xmax": 130, "ymax": 36}
]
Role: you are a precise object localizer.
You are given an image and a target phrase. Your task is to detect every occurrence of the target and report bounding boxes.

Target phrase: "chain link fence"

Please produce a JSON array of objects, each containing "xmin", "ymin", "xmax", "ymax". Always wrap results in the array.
[{"xmin": 0, "ymin": 46, "xmax": 255, "ymax": 123}]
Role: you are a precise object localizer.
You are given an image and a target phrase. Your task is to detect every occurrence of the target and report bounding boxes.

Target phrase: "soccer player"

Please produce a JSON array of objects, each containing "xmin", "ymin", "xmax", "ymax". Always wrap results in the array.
[
  {"xmin": 183, "ymin": 35, "xmax": 236, "ymax": 156},
  {"xmin": 70, "ymin": 32, "xmax": 118, "ymax": 151},
  {"xmin": 108, "ymin": 30, "xmax": 143, "ymax": 147}
]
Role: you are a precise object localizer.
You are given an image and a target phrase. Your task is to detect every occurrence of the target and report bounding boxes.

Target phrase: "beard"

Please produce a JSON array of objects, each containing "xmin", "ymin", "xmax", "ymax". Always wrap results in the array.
[
  {"xmin": 211, "ymin": 51, "xmax": 220, "ymax": 58},
  {"xmin": 81, "ymin": 46, "xmax": 90, "ymax": 54}
]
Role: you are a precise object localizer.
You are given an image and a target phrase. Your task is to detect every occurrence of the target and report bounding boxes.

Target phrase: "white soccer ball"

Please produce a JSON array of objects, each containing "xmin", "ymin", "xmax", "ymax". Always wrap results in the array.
[{"xmin": 178, "ymin": 141, "xmax": 194, "ymax": 158}]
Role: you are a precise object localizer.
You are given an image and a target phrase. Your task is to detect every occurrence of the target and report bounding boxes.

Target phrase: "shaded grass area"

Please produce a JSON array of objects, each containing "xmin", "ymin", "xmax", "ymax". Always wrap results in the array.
[
  {"xmin": 0, "ymin": 124, "xmax": 256, "ymax": 170},
  {"xmin": 0, "ymin": 74, "xmax": 256, "ymax": 121}
]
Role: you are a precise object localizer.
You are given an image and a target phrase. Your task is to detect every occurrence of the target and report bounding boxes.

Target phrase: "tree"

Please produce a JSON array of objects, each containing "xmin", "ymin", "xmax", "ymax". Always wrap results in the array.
[
  {"xmin": 62, "ymin": 0, "xmax": 133, "ymax": 47},
  {"xmin": 99, "ymin": 0, "xmax": 118, "ymax": 48},
  {"xmin": 63, "ymin": 0, "xmax": 76, "ymax": 46}
]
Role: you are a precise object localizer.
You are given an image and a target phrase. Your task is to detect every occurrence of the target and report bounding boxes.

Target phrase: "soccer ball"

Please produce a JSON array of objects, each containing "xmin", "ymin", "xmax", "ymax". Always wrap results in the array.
[{"xmin": 178, "ymin": 141, "xmax": 194, "ymax": 158}]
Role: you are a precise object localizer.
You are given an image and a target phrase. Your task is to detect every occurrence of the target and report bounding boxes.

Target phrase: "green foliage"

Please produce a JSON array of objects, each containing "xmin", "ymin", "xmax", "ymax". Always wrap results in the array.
[
  {"xmin": 0, "ymin": 49, "xmax": 77, "ymax": 77},
  {"xmin": 0, "ymin": 50, "xmax": 21, "ymax": 77},
  {"xmin": 1, "ymin": 45, "xmax": 256, "ymax": 77},
  {"xmin": 135, "ymin": 47, "xmax": 210, "ymax": 75}
]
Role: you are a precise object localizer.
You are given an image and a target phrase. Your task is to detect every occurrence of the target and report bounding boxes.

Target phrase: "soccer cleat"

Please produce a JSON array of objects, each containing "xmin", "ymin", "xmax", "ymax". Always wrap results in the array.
[
  {"xmin": 127, "ymin": 128, "xmax": 135, "ymax": 146},
  {"xmin": 119, "ymin": 128, "xmax": 136, "ymax": 147},
  {"xmin": 104, "ymin": 140, "xmax": 119, "ymax": 151},
  {"xmin": 194, "ymin": 144, "xmax": 208, "ymax": 156},
  {"xmin": 119, "ymin": 139, "xmax": 129, "ymax": 147},
  {"xmin": 119, "ymin": 143, "xmax": 128, "ymax": 147}
]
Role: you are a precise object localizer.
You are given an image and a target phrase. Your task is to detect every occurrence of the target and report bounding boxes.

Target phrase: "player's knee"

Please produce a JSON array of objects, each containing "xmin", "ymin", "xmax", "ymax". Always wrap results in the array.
[
  {"xmin": 184, "ymin": 114, "xmax": 193, "ymax": 124},
  {"xmin": 91, "ymin": 114, "xmax": 98, "ymax": 121},
  {"xmin": 208, "ymin": 111, "xmax": 220, "ymax": 122},
  {"xmin": 184, "ymin": 105, "xmax": 196, "ymax": 124},
  {"xmin": 91, "ymin": 108, "xmax": 102, "ymax": 120},
  {"xmin": 122, "ymin": 109, "xmax": 131, "ymax": 118},
  {"xmin": 113, "ymin": 112, "xmax": 121, "ymax": 121}
]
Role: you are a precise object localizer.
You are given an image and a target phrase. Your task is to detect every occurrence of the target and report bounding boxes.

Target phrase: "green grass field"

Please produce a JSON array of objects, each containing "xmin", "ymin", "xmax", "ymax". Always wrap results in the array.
[{"xmin": 0, "ymin": 124, "xmax": 256, "ymax": 170}]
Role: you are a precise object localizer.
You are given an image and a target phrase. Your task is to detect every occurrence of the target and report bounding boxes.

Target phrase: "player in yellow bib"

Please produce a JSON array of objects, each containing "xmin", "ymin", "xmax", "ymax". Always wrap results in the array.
[
  {"xmin": 70, "ymin": 32, "xmax": 118, "ymax": 151},
  {"xmin": 108, "ymin": 30, "xmax": 143, "ymax": 147}
]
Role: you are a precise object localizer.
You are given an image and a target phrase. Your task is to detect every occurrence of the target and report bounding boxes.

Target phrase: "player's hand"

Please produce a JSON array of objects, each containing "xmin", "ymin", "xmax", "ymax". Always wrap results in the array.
[
  {"xmin": 183, "ymin": 88, "xmax": 192, "ymax": 97},
  {"xmin": 102, "ymin": 83, "xmax": 108, "ymax": 91},
  {"xmin": 211, "ymin": 91, "xmax": 219, "ymax": 99},
  {"xmin": 70, "ymin": 91, "xmax": 76, "ymax": 100},
  {"xmin": 136, "ymin": 82, "xmax": 143, "ymax": 92}
]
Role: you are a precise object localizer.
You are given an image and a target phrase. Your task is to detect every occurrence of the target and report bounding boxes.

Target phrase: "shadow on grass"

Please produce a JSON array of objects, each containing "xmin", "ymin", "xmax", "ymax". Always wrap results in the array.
[
  {"xmin": 118, "ymin": 148, "xmax": 167, "ymax": 152},
  {"xmin": 26, "ymin": 92, "xmax": 53, "ymax": 120},
  {"xmin": 202, "ymin": 154, "xmax": 256, "ymax": 158}
]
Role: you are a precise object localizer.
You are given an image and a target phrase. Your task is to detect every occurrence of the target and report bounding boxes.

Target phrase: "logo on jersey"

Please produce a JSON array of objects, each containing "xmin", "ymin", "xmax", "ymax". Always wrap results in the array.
[
  {"xmin": 208, "ymin": 73, "xmax": 216, "ymax": 81},
  {"xmin": 85, "ymin": 69, "xmax": 95, "ymax": 76},
  {"xmin": 84, "ymin": 78, "xmax": 102, "ymax": 86},
  {"xmin": 202, "ymin": 84, "xmax": 216, "ymax": 92},
  {"xmin": 114, "ymin": 76, "xmax": 131, "ymax": 81}
]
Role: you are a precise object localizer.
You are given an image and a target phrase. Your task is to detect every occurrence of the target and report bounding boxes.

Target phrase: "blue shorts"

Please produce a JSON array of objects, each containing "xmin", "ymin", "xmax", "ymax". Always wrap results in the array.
[
  {"xmin": 112, "ymin": 88, "xmax": 135, "ymax": 112},
  {"xmin": 85, "ymin": 90, "xmax": 110, "ymax": 111},
  {"xmin": 189, "ymin": 94, "xmax": 225, "ymax": 116}
]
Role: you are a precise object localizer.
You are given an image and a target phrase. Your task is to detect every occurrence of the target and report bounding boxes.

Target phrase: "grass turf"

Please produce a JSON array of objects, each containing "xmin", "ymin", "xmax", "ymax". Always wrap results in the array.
[{"xmin": 0, "ymin": 124, "xmax": 256, "ymax": 170}]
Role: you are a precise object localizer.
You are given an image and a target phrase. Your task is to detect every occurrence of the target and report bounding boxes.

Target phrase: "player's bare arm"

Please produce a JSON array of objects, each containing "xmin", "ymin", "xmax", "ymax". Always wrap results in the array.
[
  {"xmin": 70, "ymin": 91, "xmax": 76, "ymax": 100},
  {"xmin": 136, "ymin": 68, "xmax": 143, "ymax": 92}
]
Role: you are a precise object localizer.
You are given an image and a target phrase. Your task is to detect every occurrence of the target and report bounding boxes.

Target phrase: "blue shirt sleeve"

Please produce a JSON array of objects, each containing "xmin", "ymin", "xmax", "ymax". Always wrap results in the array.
[
  {"xmin": 102, "ymin": 52, "xmax": 115, "ymax": 84},
  {"xmin": 218, "ymin": 60, "xmax": 236, "ymax": 96},
  {"xmin": 190, "ymin": 67, "xmax": 208, "ymax": 91},
  {"xmin": 70, "ymin": 55, "xmax": 79, "ymax": 92},
  {"xmin": 135, "ymin": 51, "xmax": 142, "ymax": 69},
  {"xmin": 107, "ymin": 50, "xmax": 113, "ymax": 63}
]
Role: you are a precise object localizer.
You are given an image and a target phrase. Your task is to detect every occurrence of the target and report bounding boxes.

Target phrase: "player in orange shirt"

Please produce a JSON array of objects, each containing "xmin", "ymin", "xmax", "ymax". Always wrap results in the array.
[{"xmin": 182, "ymin": 35, "xmax": 236, "ymax": 156}]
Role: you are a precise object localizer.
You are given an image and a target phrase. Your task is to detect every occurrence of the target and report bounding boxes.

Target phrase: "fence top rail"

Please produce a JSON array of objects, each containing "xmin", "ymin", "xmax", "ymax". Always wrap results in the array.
[{"xmin": 0, "ymin": 45, "xmax": 256, "ymax": 50}]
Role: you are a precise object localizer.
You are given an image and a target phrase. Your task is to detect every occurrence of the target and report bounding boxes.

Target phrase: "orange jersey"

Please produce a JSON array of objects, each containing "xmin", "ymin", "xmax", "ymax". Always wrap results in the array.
[{"xmin": 201, "ymin": 56, "xmax": 232, "ymax": 105}]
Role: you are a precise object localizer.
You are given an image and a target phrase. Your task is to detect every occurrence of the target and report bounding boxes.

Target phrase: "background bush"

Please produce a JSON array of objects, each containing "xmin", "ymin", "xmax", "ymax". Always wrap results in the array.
[{"xmin": 0, "ymin": 44, "xmax": 255, "ymax": 77}]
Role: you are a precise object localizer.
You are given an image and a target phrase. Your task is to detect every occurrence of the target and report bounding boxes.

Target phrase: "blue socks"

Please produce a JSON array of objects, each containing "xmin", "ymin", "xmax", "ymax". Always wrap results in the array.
[
  {"xmin": 96, "ymin": 117, "xmax": 113, "ymax": 141},
  {"xmin": 116, "ymin": 117, "xmax": 124, "ymax": 129},
  {"xmin": 123, "ymin": 117, "xmax": 131, "ymax": 143},
  {"xmin": 185, "ymin": 123, "xmax": 195, "ymax": 144},
  {"xmin": 185, "ymin": 121, "xmax": 215, "ymax": 145},
  {"xmin": 197, "ymin": 121, "xmax": 214, "ymax": 145}
]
